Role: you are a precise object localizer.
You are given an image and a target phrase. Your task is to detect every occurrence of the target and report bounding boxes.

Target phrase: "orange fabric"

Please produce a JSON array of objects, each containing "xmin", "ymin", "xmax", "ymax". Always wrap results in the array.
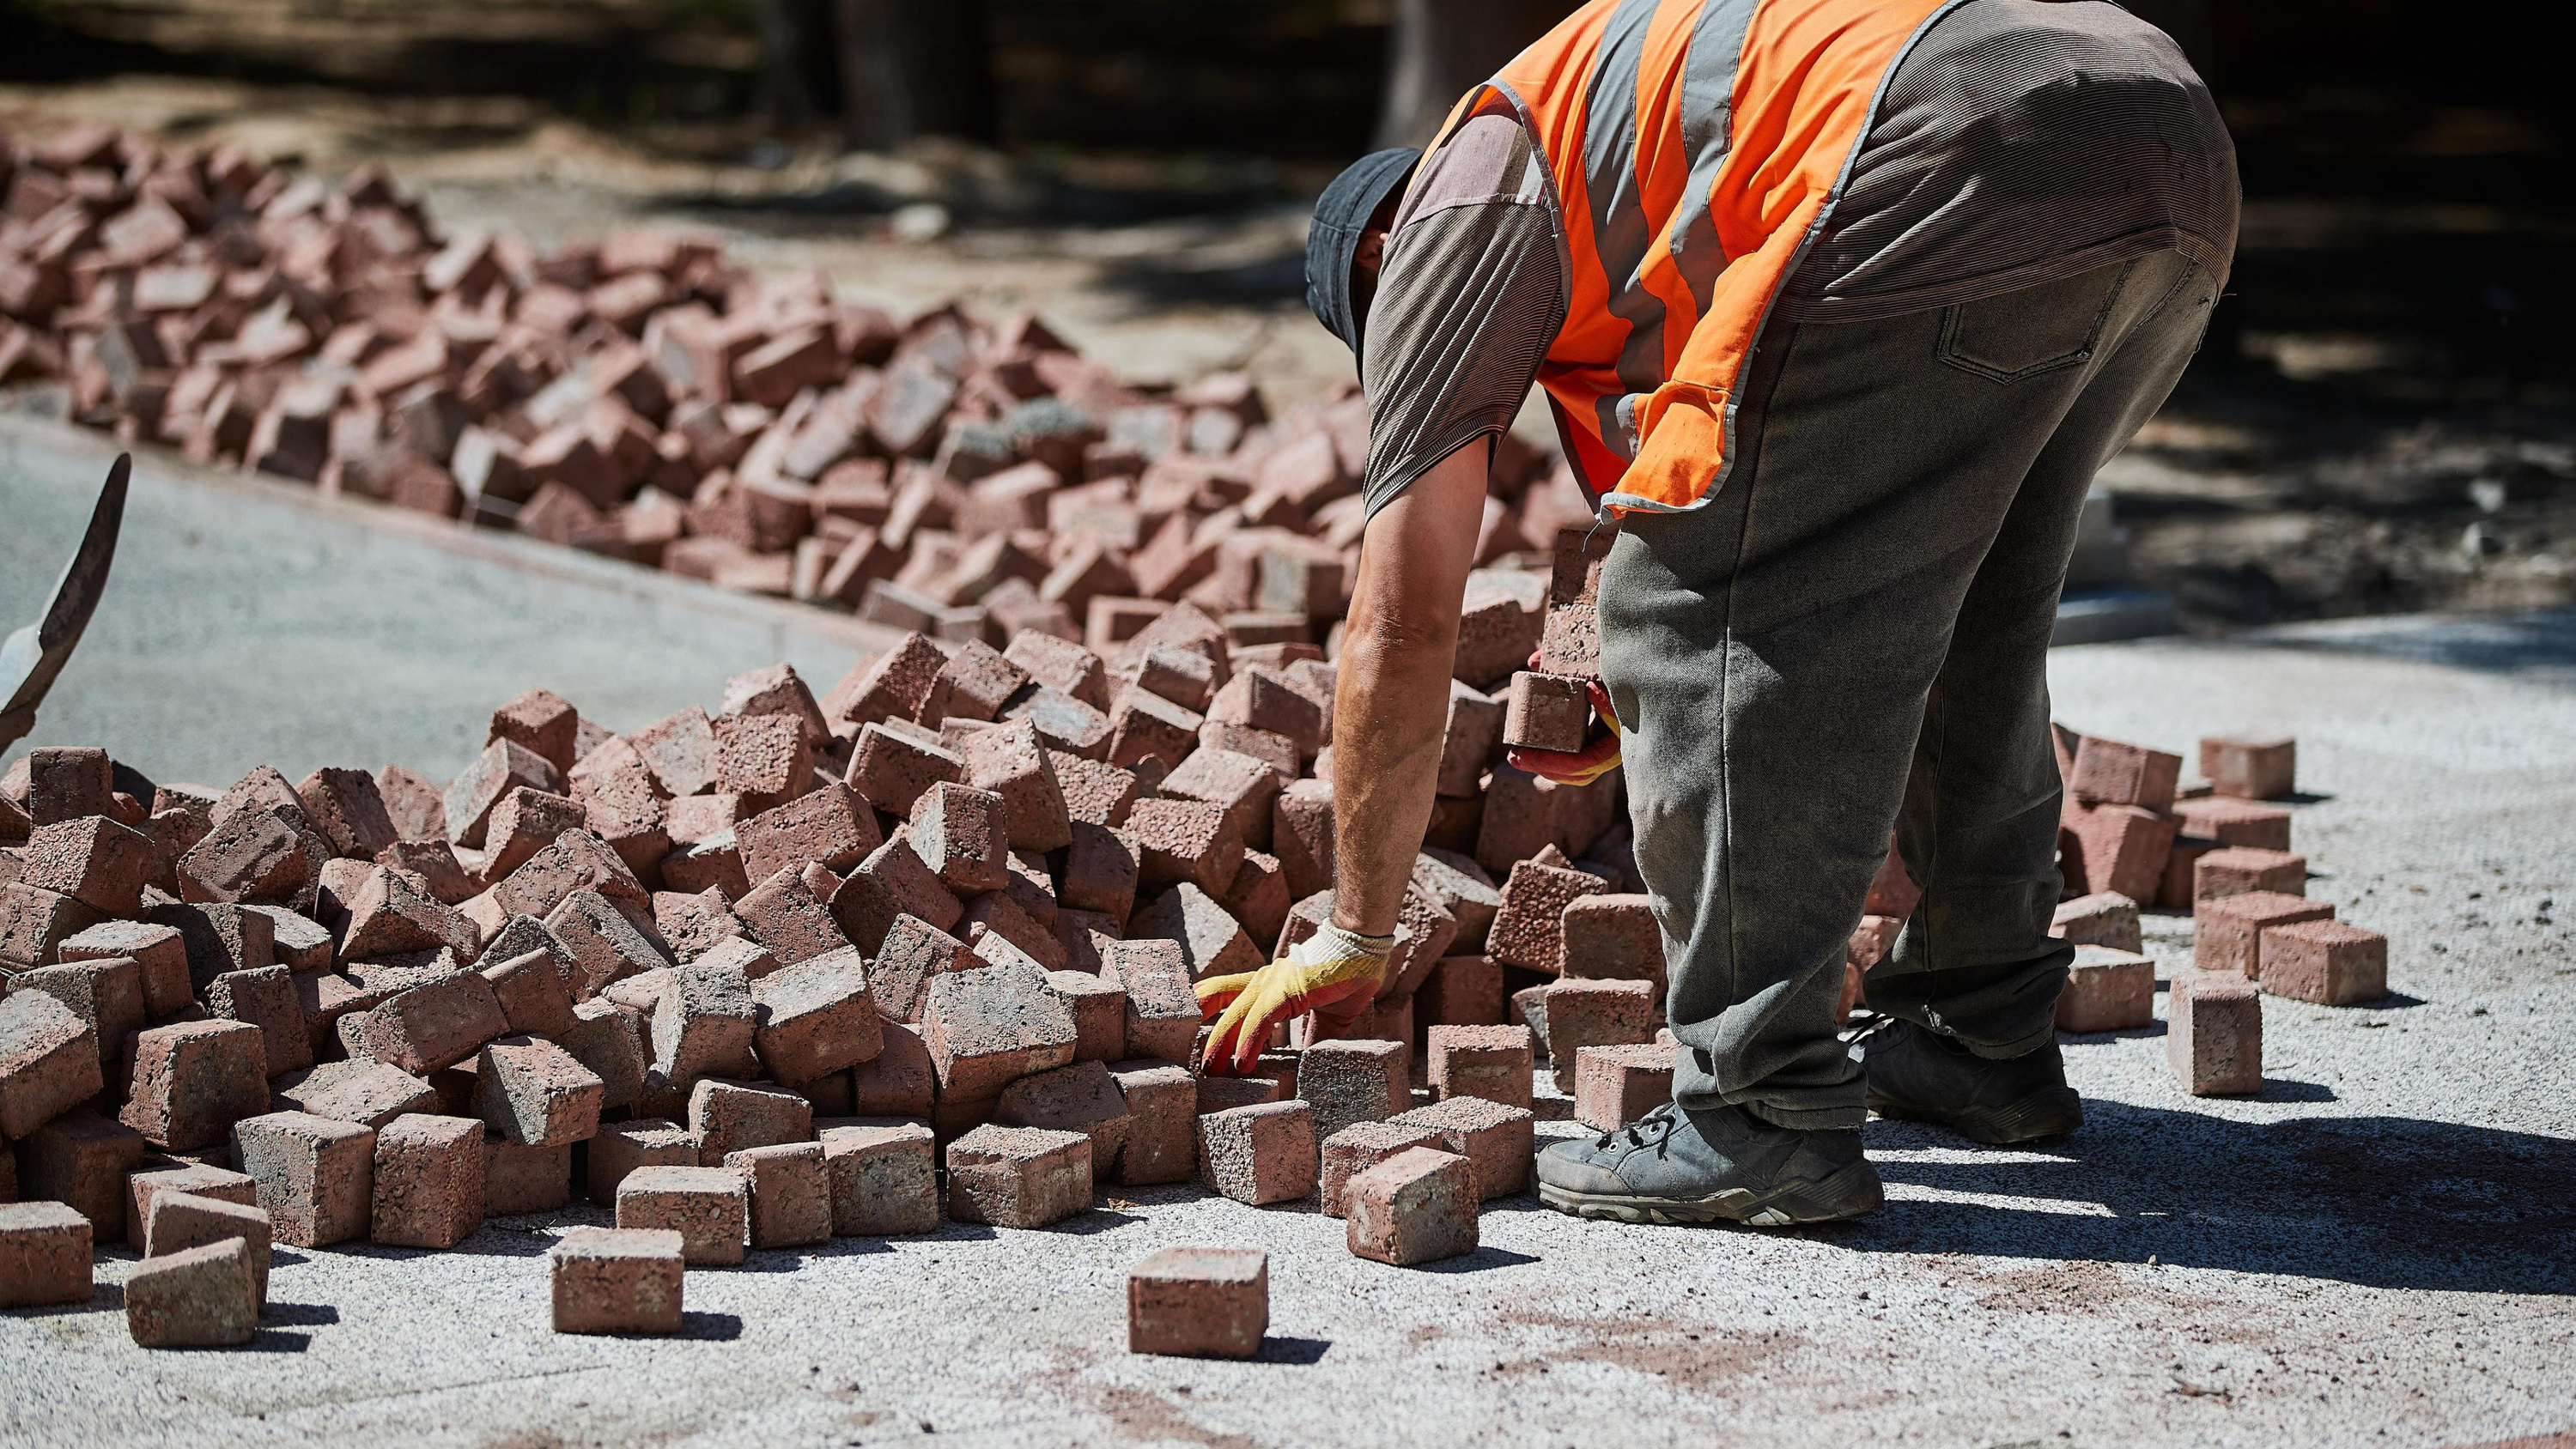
[{"xmin": 1449, "ymin": 0, "xmax": 1947, "ymax": 515}]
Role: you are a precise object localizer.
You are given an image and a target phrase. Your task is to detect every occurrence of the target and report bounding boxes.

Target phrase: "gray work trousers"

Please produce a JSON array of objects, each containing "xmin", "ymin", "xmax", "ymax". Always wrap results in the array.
[{"xmin": 1599, "ymin": 249, "xmax": 2221, "ymax": 1131}]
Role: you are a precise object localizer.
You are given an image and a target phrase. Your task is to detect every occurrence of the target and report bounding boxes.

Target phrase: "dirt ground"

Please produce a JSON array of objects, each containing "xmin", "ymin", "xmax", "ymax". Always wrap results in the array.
[{"xmin": 8, "ymin": 75, "xmax": 2573, "ymax": 634}]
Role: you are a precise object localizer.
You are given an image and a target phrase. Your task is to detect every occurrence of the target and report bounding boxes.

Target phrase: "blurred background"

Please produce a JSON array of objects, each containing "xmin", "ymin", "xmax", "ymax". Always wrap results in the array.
[{"xmin": 4, "ymin": 0, "xmax": 2572, "ymax": 631}]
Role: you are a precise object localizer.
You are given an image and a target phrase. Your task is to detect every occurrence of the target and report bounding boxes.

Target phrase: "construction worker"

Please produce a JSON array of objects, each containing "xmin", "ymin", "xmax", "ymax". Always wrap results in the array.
[{"xmin": 1198, "ymin": 0, "xmax": 2238, "ymax": 1226}]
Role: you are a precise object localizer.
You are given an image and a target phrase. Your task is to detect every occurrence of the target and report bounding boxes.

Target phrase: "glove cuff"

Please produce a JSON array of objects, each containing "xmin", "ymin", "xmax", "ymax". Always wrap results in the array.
[{"xmin": 1306, "ymin": 919, "xmax": 1397, "ymax": 961}]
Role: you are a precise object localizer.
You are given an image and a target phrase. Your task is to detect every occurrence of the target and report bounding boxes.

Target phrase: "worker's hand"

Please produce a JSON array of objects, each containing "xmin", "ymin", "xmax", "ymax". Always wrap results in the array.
[
  {"xmin": 1195, "ymin": 921, "xmax": 1395, "ymax": 1076},
  {"xmin": 1507, "ymin": 676, "xmax": 1622, "ymax": 785}
]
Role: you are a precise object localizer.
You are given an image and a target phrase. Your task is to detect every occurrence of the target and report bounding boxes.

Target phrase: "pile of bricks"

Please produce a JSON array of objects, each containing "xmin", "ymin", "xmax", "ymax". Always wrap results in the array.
[
  {"xmin": 0, "ymin": 125, "xmax": 1600, "ymax": 645},
  {"xmin": 0, "ymin": 586, "xmax": 1660, "ymax": 1337}
]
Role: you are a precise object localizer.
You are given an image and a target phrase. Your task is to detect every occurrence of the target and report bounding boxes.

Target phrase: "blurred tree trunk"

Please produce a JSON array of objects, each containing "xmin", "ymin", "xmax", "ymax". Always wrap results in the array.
[
  {"xmin": 1376, "ymin": 0, "xmax": 1578, "ymax": 150},
  {"xmin": 834, "ymin": 0, "xmax": 994, "ymax": 149},
  {"xmin": 758, "ymin": 0, "xmax": 841, "ymax": 129}
]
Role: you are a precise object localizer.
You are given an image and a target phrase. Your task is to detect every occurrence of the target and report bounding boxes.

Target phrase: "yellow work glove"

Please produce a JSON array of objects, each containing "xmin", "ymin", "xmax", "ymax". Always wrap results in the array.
[
  {"xmin": 1195, "ymin": 920, "xmax": 1395, "ymax": 1077},
  {"xmin": 1506, "ymin": 677, "xmax": 1623, "ymax": 785}
]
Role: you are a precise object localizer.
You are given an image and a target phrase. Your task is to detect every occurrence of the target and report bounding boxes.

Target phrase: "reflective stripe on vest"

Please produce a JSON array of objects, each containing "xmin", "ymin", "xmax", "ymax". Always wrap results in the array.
[{"xmin": 1440, "ymin": 0, "xmax": 1966, "ymax": 518}]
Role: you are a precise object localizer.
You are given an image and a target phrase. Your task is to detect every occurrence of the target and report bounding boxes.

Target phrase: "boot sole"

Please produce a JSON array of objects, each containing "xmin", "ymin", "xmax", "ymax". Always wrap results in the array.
[
  {"xmin": 1535, "ymin": 1159, "xmax": 1885, "ymax": 1228},
  {"xmin": 1865, "ymin": 1083, "xmax": 2083, "ymax": 1145}
]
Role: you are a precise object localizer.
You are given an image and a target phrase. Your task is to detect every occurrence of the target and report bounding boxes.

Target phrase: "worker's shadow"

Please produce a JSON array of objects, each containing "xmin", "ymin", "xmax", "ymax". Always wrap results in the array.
[{"xmin": 1846, "ymin": 1098, "xmax": 2576, "ymax": 1295}]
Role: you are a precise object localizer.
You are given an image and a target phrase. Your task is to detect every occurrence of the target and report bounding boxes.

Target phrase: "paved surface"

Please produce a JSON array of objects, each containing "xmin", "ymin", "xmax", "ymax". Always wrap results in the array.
[{"xmin": 3, "ymin": 421, "xmax": 2572, "ymax": 1449}]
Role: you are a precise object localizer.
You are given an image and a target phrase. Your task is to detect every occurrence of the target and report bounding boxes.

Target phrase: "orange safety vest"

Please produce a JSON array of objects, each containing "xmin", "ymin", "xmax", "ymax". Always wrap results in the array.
[{"xmin": 1433, "ymin": 0, "xmax": 1961, "ymax": 517}]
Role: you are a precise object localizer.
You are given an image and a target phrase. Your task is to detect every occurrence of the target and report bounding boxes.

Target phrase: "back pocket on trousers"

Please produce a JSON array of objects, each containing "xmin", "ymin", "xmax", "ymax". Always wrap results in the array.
[{"xmin": 1935, "ymin": 259, "xmax": 2135, "ymax": 383}]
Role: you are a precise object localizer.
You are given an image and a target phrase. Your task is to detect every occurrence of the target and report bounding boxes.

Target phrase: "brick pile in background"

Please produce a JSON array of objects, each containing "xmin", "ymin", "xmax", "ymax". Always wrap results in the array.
[{"xmin": 0, "ymin": 124, "xmax": 1599, "ymax": 648}]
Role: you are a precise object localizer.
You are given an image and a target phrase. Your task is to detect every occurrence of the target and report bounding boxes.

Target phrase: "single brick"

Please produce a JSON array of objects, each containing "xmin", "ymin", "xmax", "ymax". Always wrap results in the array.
[
  {"xmin": 2195, "ymin": 847, "xmax": 2306, "ymax": 902},
  {"xmin": 58, "ymin": 920, "xmax": 191, "ymax": 1016},
  {"xmin": 1, "ymin": 882, "xmax": 106, "ymax": 969},
  {"xmin": 125, "ymin": 1160, "xmax": 257, "ymax": 1252},
  {"xmin": 233, "ymin": 1110, "xmax": 375, "ymax": 1246},
  {"xmin": 752, "ymin": 948, "xmax": 883, "ymax": 1085},
  {"xmin": 1427, "ymin": 1024, "xmax": 1534, "ymax": 1110},
  {"xmin": 13, "ymin": 1110, "xmax": 143, "ymax": 1237},
  {"xmin": 920, "ymin": 960, "xmax": 1078, "ymax": 1098},
  {"xmin": 206, "ymin": 965, "xmax": 312, "ymax": 1076},
  {"xmin": 997, "ymin": 1059, "xmax": 1133, "ymax": 1178},
  {"xmin": 727, "ymin": 1140, "xmax": 831, "ymax": 1248},
  {"xmin": 1345, "ymin": 1146, "xmax": 1477, "ymax": 1266},
  {"xmin": 712, "ymin": 712, "xmax": 813, "ymax": 815},
  {"xmin": 2198, "ymin": 737, "xmax": 2295, "ymax": 800},
  {"xmin": 143, "ymin": 1190, "xmax": 271, "ymax": 1301},
  {"xmin": 4, "ymin": 960, "xmax": 128, "ymax": 1090},
  {"xmin": 963, "ymin": 892, "xmax": 1067, "ymax": 972},
  {"xmin": 0, "ymin": 1200, "xmax": 92, "ymax": 1307},
  {"xmin": 1437, "ymin": 682, "xmax": 1505, "ymax": 798},
  {"xmin": 248, "ymin": 905, "xmax": 335, "ymax": 972},
  {"xmin": 147, "ymin": 899, "xmax": 276, "ymax": 989},
  {"xmin": 1572, "ymin": 1045, "xmax": 1672, "ymax": 1131},
  {"xmin": 1501, "ymin": 671, "xmax": 1589, "ymax": 753},
  {"xmin": 19, "ymin": 815, "xmax": 156, "ymax": 916},
  {"xmin": 127, "ymin": 1237, "xmax": 258, "ymax": 1347},
  {"xmin": 907, "ymin": 783, "xmax": 1012, "ymax": 896},
  {"xmin": 2168, "ymin": 971, "xmax": 2263, "ymax": 1096},
  {"xmin": 1196, "ymin": 1099, "xmax": 1316, "ymax": 1205},
  {"xmin": 2259, "ymin": 919, "xmax": 2387, "ymax": 1006},
  {"xmin": 295, "ymin": 767, "xmax": 404, "ymax": 862},
  {"xmin": 1196, "ymin": 1074, "xmax": 1286, "ymax": 1116},
  {"xmin": 475, "ymin": 1036, "xmax": 605, "ymax": 1148},
  {"xmin": 0, "ymin": 998, "xmax": 104, "ymax": 1148},
  {"xmin": 1128, "ymin": 1246, "xmax": 1268, "ymax": 1359},
  {"xmin": 21, "ymin": 748, "xmax": 113, "ymax": 828},
  {"xmin": 1320, "ymin": 1121, "xmax": 1447, "ymax": 1218},
  {"xmin": 817, "ymin": 1118, "xmax": 939, "ymax": 1234},
  {"xmin": 2171, "ymin": 796, "xmax": 2293, "ymax": 852},
  {"xmin": 1108, "ymin": 689, "xmax": 1205, "ymax": 773},
  {"xmin": 377, "ymin": 764, "xmax": 450, "ymax": 842},
  {"xmin": 489, "ymin": 688, "xmax": 582, "ymax": 775},
  {"xmin": 650, "ymin": 955, "xmax": 760, "ymax": 1082},
  {"xmin": 1558, "ymin": 894, "xmax": 1665, "ymax": 991},
  {"xmin": 483, "ymin": 1136, "xmax": 574, "ymax": 1216},
  {"xmin": 2067, "ymin": 736, "xmax": 2184, "ymax": 810},
  {"xmin": 2050, "ymin": 891, "xmax": 2143, "ymax": 955},
  {"xmin": 1299, "ymin": 1038, "xmax": 1410, "ymax": 1143},
  {"xmin": 736, "ymin": 781, "xmax": 883, "ymax": 887},
  {"xmin": 1128, "ymin": 883, "xmax": 1261, "ymax": 982},
  {"xmin": 548, "ymin": 888, "xmax": 675, "ymax": 995},
  {"xmin": 495, "ymin": 830, "xmax": 648, "ymax": 917},
  {"xmin": 481, "ymin": 948, "xmax": 576, "ymax": 1038},
  {"xmin": 946, "ymin": 1124, "xmax": 1093, "ymax": 1228},
  {"xmin": 481, "ymin": 788, "xmax": 589, "ymax": 882},
  {"xmin": 1028, "ymin": 974, "xmax": 1122, "ymax": 1061},
  {"xmin": 1160, "ymin": 749, "xmax": 1282, "ymax": 855},
  {"xmin": 617, "ymin": 1165, "xmax": 750, "ymax": 1265},
  {"xmin": 357, "ymin": 971, "xmax": 508, "ymax": 1075},
  {"xmin": 119, "ymin": 1020, "xmax": 268, "ymax": 1150},
  {"xmin": 1207, "ymin": 671, "xmax": 1323, "ymax": 760},
  {"xmin": 2193, "ymin": 891, "xmax": 2334, "ymax": 977},
  {"xmin": 1392, "ymin": 1094, "xmax": 1534, "ymax": 1200},
  {"xmin": 1536, "ymin": 979, "xmax": 1657, "ymax": 1091},
  {"xmin": 369, "ymin": 1113, "xmax": 485, "ymax": 1248},
  {"xmin": 689, "ymin": 1078, "xmax": 812, "ymax": 1167},
  {"xmin": 850, "ymin": 1022, "xmax": 938, "ymax": 1119},
  {"xmin": 2059, "ymin": 802, "xmax": 2178, "ymax": 904},
  {"xmin": 445, "ymin": 738, "xmax": 562, "ymax": 849},
  {"xmin": 552, "ymin": 1226, "xmax": 685, "ymax": 1334},
  {"xmin": 2055, "ymin": 945, "xmax": 2157, "ymax": 1033},
  {"xmin": 1487, "ymin": 862, "xmax": 1607, "ymax": 975},
  {"xmin": 957, "ymin": 721, "xmax": 1074, "ymax": 858},
  {"xmin": 1128, "ymin": 799, "xmax": 1244, "ymax": 897},
  {"xmin": 845, "ymin": 724, "xmax": 963, "ymax": 819},
  {"xmin": 1417, "ymin": 954, "xmax": 1504, "ymax": 1028},
  {"xmin": 1104, "ymin": 1059, "xmax": 1197, "ymax": 1185}
]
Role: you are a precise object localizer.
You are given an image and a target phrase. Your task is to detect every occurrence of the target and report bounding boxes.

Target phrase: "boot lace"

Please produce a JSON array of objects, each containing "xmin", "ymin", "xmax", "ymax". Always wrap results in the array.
[{"xmin": 1596, "ymin": 1101, "xmax": 1684, "ymax": 1158}]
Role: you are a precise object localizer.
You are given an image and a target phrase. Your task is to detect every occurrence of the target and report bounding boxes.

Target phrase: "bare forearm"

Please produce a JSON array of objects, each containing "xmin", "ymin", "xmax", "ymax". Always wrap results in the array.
[{"xmin": 1327, "ymin": 443, "xmax": 1487, "ymax": 938}]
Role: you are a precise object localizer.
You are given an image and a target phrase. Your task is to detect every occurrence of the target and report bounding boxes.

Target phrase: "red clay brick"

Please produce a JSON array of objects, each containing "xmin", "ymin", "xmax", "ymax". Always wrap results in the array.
[
  {"xmin": 489, "ymin": 688, "xmax": 581, "ymax": 776},
  {"xmin": 2258, "ymin": 919, "xmax": 2386, "ymax": 1006},
  {"xmin": 2059, "ymin": 801, "xmax": 2178, "ymax": 904},
  {"xmin": 1558, "ymin": 893, "xmax": 1664, "ymax": 991},
  {"xmin": 1425, "ymin": 1024, "xmax": 1532, "ymax": 1110},
  {"xmin": 1196, "ymin": 1099, "xmax": 1316, "ymax": 1204},
  {"xmin": 2199, "ymin": 737, "xmax": 2295, "ymax": 801},
  {"xmin": 2195, "ymin": 846, "xmax": 2306, "ymax": 903},
  {"xmin": 1129, "ymin": 799, "xmax": 1243, "ymax": 897},
  {"xmin": 551, "ymin": 1226, "xmax": 684, "ymax": 1334},
  {"xmin": 1128, "ymin": 883, "xmax": 1261, "ymax": 981},
  {"xmin": 475, "ymin": 1035, "xmax": 605, "ymax": 1147},
  {"xmin": 1345, "ymin": 1146, "xmax": 1477, "ymax": 1265},
  {"xmin": 120, "ymin": 1019, "xmax": 267, "ymax": 1150},
  {"xmin": 2055, "ymin": 945, "xmax": 2156, "ymax": 1032},
  {"xmin": 946, "ymin": 1123, "xmax": 1093, "ymax": 1228},
  {"xmin": 2171, "ymin": 796, "xmax": 2293, "ymax": 852},
  {"xmin": 233, "ymin": 1110, "xmax": 374, "ymax": 1246},
  {"xmin": 2068, "ymin": 736, "xmax": 2184, "ymax": 810},
  {"xmin": 1128, "ymin": 1246, "xmax": 1267, "ymax": 1358},
  {"xmin": 752, "ymin": 947, "xmax": 882, "ymax": 1084},
  {"xmin": 18, "ymin": 815, "xmax": 155, "ymax": 915},
  {"xmin": 617, "ymin": 1165, "xmax": 749, "ymax": 1264},
  {"xmin": 444, "ymin": 739, "xmax": 562, "ymax": 849},
  {"xmin": 1392, "ymin": 1094, "xmax": 1533, "ymax": 1199},
  {"xmin": 125, "ymin": 1160, "xmax": 257, "ymax": 1252},
  {"xmin": 1487, "ymin": 861, "xmax": 1607, "ymax": 975},
  {"xmin": 1299, "ymin": 1037, "xmax": 1409, "ymax": 1143},
  {"xmin": 712, "ymin": 713, "xmax": 812, "ymax": 815},
  {"xmin": 127, "ymin": 1236, "xmax": 258, "ymax": 1347},
  {"xmin": 1572, "ymin": 1044, "xmax": 1670, "ymax": 1131},
  {"xmin": 13, "ymin": 1110, "xmax": 145, "ymax": 1235},
  {"xmin": 142, "ymin": 1187, "xmax": 271, "ymax": 1306},
  {"xmin": 1270, "ymin": 779, "xmax": 1336, "ymax": 900},
  {"xmin": 59, "ymin": 919, "xmax": 191, "ymax": 1016},
  {"xmin": 908, "ymin": 783, "xmax": 1012, "ymax": 894},
  {"xmin": 845, "ymin": 723, "xmax": 963, "ymax": 817},
  {"xmin": 2050, "ymin": 891, "xmax": 2142, "ymax": 954},
  {"xmin": 2168, "ymin": 971, "xmax": 2263, "ymax": 1096},
  {"xmin": 728, "ymin": 1140, "xmax": 831, "ymax": 1248},
  {"xmin": 921, "ymin": 959, "xmax": 1078, "ymax": 1097},
  {"xmin": 370, "ymin": 1113, "xmax": 485, "ymax": 1248},
  {"xmin": 1536, "ymin": 979, "xmax": 1657, "ymax": 1093},
  {"xmin": 817, "ymin": 1118, "xmax": 939, "ymax": 1234},
  {"xmin": 733, "ymin": 866, "xmax": 851, "ymax": 967},
  {"xmin": 957, "ymin": 719, "xmax": 1074, "ymax": 854},
  {"xmin": 688, "ymin": 1078, "xmax": 811, "ymax": 1166},
  {"xmin": 0, "ymin": 1201, "xmax": 92, "ymax": 1307}
]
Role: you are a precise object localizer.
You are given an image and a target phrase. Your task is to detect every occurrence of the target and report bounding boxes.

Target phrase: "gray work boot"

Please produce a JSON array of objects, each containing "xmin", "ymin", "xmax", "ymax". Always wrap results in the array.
[
  {"xmin": 1534, "ymin": 1100, "xmax": 1884, "ymax": 1227},
  {"xmin": 1862, "ymin": 1017, "xmax": 2083, "ymax": 1144}
]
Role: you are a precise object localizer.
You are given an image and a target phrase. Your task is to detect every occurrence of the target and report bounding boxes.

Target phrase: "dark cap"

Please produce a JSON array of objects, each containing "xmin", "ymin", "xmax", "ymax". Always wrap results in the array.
[{"xmin": 1305, "ymin": 147, "xmax": 1421, "ymax": 367}]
